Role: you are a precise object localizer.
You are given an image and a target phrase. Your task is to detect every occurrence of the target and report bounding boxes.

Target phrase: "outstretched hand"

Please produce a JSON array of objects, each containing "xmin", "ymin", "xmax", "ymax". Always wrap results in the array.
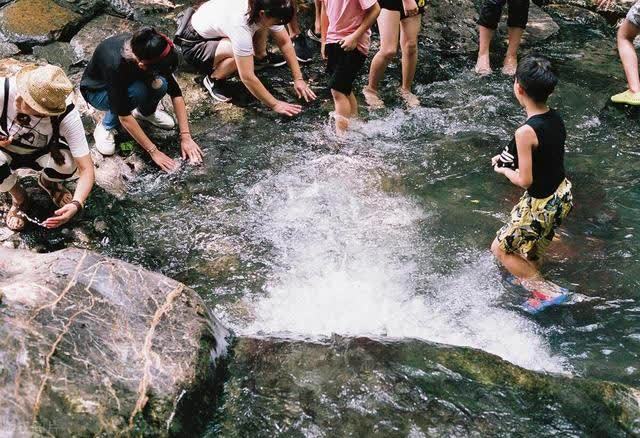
[
  {"xmin": 180, "ymin": 136, "xmax": 204, "ymax": 165},
  {"xmin": 272, "ymin": 100, "xmax": 303, "ymax": 117},
  {"xmin": 43, "ymin": 203, "xmax": 79, "ymax": 229},
  {"xmin": 293, "ymin": 79, "xmax": 317, "ymax": 102},
  {"xmin": 0, "ymin": 136, "xmax": 13, "ymax": 148}
]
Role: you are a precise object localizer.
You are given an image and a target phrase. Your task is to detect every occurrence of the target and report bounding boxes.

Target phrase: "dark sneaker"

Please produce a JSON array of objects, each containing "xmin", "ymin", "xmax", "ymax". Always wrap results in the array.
[
  {"xmin": 293, "ymin": 34, "xmax": 313, "ymax": 63},
  {"xmin": 203, "ymin": 76, "xmax": 231, "ymax": 103},
  {"xmin": 254, "ymin": 52, "xmax": 287, "ymax": 71},
  {"xmin": 306, "ymin": 28, "xmax": 321, "ymax": 43}
]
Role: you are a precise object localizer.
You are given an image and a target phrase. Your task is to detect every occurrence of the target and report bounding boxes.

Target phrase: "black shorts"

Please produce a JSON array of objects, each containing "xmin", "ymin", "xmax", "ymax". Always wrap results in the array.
[
  {"xmin": 326, "ymin": 43, "xmax": 367, "ymax": 95},
  {"xmin": 378, "ymin": 0, "xmax": 426, "ymax": 19},
  {"xmin": 477, "ymin": 0, "xmax": 530, "ymax": 30},
  {"xmin": 176, "ymin": 22, "xmax": 221, "ymax": 76}
]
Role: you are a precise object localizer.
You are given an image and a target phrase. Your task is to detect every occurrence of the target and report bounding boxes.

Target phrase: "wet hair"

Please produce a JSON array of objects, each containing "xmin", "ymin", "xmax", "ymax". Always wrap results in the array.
[
  {"xmin": 515, "ymin": 55, "xmax": 558, "ymax": 103},
  {"xmin": 247, "ymin": 0, "xmax": 295, "ymax": 26},
  {"xmin": 129, "ymin": 27, "xmax": 181, "ymax": 73}
]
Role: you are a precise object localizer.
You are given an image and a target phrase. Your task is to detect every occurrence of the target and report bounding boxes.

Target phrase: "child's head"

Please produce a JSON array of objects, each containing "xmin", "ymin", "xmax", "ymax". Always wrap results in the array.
[
  {"xmin": 248, "ymin": 0, "xmax": 295, "ymax": 27},
  {"xmin": 514, "ymin": 55, "xmax": 558, "ymax": 105}
]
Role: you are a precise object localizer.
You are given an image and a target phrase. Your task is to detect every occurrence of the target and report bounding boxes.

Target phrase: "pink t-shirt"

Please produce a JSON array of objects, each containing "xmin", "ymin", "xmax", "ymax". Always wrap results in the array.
[{"xmin": 322, "ymin": 0, "xmax": 378, "ymax": 55}]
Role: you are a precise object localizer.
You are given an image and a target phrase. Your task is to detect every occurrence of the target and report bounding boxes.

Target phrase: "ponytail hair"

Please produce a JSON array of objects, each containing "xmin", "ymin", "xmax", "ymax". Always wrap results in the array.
[
  {"xmin": 247, "ymin": 0, "xmax": 295, "ymax": 26},
  {"xmin": 130, "ymin": 27, "xmax": 181, "ymax": 72}
]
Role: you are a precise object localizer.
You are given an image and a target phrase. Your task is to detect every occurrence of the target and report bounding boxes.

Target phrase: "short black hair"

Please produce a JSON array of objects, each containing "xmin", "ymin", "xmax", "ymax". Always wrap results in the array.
[
  {"xmin": 515, "ymin": 55, "xmax": 558, "ymax": 103},
  {"xmin": 247, "ymin": 0, "xmax": 295, "ymax": 26},
  {"xmin": 131, "ymin": 27, "xmax": 181, "ymax": 73}
]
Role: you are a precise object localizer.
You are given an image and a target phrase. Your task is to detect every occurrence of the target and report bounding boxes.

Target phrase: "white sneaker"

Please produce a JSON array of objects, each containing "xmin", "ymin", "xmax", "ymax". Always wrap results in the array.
[
  {"xmin": 93, "ymin": 122, "xmax": 117, "ymax": 156},
  {"xmin": 132, "ymin": 108, "xmax": 175, "ymax": 130}
]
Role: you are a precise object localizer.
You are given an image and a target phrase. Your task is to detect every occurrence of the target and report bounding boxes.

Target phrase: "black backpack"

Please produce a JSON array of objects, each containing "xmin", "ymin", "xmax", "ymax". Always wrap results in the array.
[{"xmin": 1, "ymin": 77, "xmax": 74, "ymax": 165}]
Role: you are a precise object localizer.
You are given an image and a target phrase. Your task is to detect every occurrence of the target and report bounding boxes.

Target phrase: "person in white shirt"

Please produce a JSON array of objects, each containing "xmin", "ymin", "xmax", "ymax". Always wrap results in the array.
[
  {"xmin": 177, "ymin": 0, "xmax": 316, "ymax": 116},
  {"xmin": 0, "ymin": 65, "xmax": 95, "ymax": 231}
]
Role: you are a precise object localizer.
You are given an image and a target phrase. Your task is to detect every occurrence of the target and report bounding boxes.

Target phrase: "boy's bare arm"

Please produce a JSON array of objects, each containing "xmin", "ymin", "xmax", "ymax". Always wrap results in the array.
[
  {"xmin": 320, "ymin": 0, "xmax": 328, "ymax": 58},
  {"xmin": 340, "ymin": 3, "xmax": 381, "ymax": 51},
  {"xmin": 494, "ymin": 125, "xmax": 536, "ymax": 189}
]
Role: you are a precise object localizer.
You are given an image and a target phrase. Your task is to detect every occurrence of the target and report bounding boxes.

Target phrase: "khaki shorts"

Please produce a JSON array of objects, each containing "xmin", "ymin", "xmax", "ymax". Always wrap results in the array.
[{"xmin": 496, "ymin": 179, "xmax": 573, "ymax": 261}]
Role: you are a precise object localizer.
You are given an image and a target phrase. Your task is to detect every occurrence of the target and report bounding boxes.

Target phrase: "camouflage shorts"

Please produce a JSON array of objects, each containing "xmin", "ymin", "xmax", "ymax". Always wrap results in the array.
[
  {"xmin": 497, "ymin": 179, "xmax": 573, "ymax": 261},
  {"xmin": 627, "ymin": 0, "xmax": 640, "ymax": 27}
]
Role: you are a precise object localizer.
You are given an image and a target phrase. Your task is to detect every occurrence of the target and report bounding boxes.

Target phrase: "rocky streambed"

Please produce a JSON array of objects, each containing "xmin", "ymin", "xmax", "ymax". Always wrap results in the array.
[{"xmin": 1, "ymin": 0, "xmax": 640, "ymax": 436}]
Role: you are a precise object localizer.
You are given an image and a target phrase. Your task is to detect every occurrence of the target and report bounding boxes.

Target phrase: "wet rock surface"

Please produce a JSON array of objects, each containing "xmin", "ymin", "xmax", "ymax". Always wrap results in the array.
[
  {"xmin": 217, "ymin": 336, "xmax": 640, "ymax": 437},
  {"xmin": 0, "ymin": 247, "xmax": 229, "ymax": 436}
]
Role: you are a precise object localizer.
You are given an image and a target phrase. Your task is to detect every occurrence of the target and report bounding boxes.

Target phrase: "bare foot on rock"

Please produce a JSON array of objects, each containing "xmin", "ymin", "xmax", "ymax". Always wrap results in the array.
[
  {"xmin": 475, "ymin": 54, "xmax": 492, "ymax": 76},
  {"xmin": 502, "ymin": 56, "xmax": 518, "ymax": 76},
  {"xmin": 362, "ymin": 86, "xmax": 384, "ymax": 109},
  {"xmin": 400, "ymin": 89, "xmax": 420, "ymax": 108}
]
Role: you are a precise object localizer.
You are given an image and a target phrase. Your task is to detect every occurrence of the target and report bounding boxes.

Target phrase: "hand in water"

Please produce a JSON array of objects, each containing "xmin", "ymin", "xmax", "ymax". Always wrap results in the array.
[
  {"xmin": 402, "ymin": 0, "xmax": 419, "ymax": 16},
  {"xmin": 43, "ymin": 203, "xmax": 79, "ymax": 229},
  {"xmin": 180, "ymin": 136, "xmax": 204, "ymax": 165},
  {"xmin": 151, "ymin": 149, "xmax": 178, "ymax": 173},
  {"xmin": 294, "ymin": 79, "xmax": 317, "ymax": 102},
  {"xmin": 340, "ymin": 34, "xmax": 359, "ymax": 52},
  {"xmin": 272, "ymin": 100, "xmax": 303, "ymax": 117},
  {"xmin": 596, "ymin": 0, "xmax": 614, "ymax": 10}
]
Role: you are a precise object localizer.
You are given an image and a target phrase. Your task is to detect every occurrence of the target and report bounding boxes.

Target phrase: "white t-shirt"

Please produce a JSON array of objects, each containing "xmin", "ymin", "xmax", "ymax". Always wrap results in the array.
[
  {"xmin": 0, "ymin": 78, "xmax": 90, "ymax": 158},
  {"xmin": 191, "ymin": 0, "xmax": 286, "ymax": 57}
]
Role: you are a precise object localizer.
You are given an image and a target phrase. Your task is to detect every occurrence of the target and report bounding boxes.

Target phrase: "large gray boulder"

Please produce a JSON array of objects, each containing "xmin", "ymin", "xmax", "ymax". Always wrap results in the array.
[
  {"xmin": 0, "ymin": 248, "xmax": 229, "ymax": 436},
  {"xmin": 70, "ymin": 14, "xmax": 138, "ymax": 63}
]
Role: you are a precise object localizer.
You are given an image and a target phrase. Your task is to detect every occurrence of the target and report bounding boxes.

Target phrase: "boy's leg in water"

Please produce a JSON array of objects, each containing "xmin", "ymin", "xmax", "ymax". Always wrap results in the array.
[
  {"xmin": 618, "ymin": 20, "xmax": 640, "ymax": 93},
  {"xmin": 491, "ymin": 238, "xmax": 542, "ymax": 282},
  {"xmin": 364, "ymin": 9, "xmax": 401, "ymax": 108},
  {"xmin": 212, "ymin": 39, "xmax": 237, "ymax": 80},
  {"xmin": 332, "ymin": 89, "xmax": 351, "ymax": 134},
  {"xmin": 399, "ymin": 14, "xmax": 421, "ymax": 107}
]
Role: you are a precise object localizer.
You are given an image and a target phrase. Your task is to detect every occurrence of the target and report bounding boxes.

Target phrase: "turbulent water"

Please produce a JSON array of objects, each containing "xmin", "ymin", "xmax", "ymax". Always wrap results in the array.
[{"xmin": 27, "ymin": 9, "xmax": 640, "ymax": 435}]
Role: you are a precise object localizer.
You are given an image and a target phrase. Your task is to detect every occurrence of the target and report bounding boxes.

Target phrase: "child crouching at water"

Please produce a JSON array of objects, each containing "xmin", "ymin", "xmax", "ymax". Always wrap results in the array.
[
  {"xmin": 321, "ymin": 0, "xmax": 380, "ymax": 134},
  {"xmin": 491, "ymin": 55, "xmax": 573, "ymax": 313}
]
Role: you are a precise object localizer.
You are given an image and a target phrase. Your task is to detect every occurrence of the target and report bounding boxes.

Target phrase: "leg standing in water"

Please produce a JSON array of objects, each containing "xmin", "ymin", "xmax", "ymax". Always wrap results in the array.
[
  {"xmin": 476, "ymin": 0, "xmax": 530, "ymax": 76},
  {"xmin": 321, "ymin": 0, "xmax": 380, "ymax": 134},
  {"xmin": 490, "ymin": 55, "xmax": 573, "ymax": 313},
  {"xmin": 364, "ymin": 0, "xmax": 423, "ymax": 108},
  {"xmin": 609, "ymin": 0, "xmax": 640, "ymax": 105}
]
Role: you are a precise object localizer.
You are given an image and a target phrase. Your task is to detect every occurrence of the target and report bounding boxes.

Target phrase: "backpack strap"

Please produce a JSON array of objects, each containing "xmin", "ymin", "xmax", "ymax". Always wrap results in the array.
[
  {"xmin": 1, "ymin": 78, "xmax": 9, "ymax": 135},
  {"xmin": 50, "ymin": 103, "xmax": 75, "ymax": 145}
]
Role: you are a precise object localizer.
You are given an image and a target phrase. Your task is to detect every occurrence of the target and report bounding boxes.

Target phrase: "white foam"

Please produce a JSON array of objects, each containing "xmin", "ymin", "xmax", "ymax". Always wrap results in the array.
[{"xmin": 237, "ymin": 153, "xmax": 566, "ymax": 373}]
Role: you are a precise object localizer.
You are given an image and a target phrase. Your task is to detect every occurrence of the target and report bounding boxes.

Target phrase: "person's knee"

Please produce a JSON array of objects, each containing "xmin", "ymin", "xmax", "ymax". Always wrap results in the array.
[
  {"xmin": 0, "ymin": 166, "xmax": 17, "ymax": 193},
  {"xmin": 618, "ymin": 21, "xmax": 639, "ymax": 42},
  {"xmin": 380, "ymin": 46, "xmax": 398, "ymax": 61},
  {"xmin": 401, "ymin": 40, "xmax": 418, "ymax": 56},
  {"xmin": 491, "ymin": 239, "xmax": 504, "ymax": 258}
]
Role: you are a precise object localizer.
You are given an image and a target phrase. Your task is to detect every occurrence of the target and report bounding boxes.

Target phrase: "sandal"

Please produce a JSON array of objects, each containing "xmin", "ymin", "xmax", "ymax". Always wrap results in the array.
[
  {"xmin": 38, "ymin": 174, "xmax": 72, "ymax": 209},
  {"xmin": 610, "ymin": 90, "xmax": 640, "ymax": 106},
  {"xmin": 5, "ymin": 198, "xmax": 29, "ymax": 231}
]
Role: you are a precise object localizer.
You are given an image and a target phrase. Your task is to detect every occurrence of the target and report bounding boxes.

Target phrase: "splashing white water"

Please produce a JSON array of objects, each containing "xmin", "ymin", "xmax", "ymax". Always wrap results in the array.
[{"xmin": 238, "ymin": 153, "xmax": 566, "ymax": 373}]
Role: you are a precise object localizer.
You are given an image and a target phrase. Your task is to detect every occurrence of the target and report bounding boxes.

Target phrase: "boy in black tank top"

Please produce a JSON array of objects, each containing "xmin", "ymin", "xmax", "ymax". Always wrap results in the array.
[{"xmin": 490, "ymin": 55, "xmax": 573, "ymax": 313}]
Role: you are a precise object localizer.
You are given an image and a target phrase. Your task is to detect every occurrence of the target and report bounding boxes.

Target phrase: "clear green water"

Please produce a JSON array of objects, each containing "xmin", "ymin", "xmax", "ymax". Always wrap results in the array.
[{"xmin": 26, "ymin": 12, "xmax": 640, "ymax": 433}]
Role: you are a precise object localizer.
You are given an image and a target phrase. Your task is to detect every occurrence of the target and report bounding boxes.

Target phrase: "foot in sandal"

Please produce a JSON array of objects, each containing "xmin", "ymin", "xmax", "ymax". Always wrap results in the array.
[
  {"xmin": 38, "ymin": 175, "xmax": 73, "ymax": 208},
  {"xmin": 6, "ymin": 198, "xmax": 28, "ymax": 231}
]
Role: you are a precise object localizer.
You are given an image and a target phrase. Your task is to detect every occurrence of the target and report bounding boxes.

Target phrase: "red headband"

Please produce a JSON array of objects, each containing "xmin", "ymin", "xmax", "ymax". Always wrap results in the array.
[{"xmin": 140, "ymin": 33, "xmax": 174, "ymax": 65}]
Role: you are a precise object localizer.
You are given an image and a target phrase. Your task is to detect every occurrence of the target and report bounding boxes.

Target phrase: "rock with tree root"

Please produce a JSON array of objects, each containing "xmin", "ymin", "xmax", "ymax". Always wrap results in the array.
[{"xmin": 0, "ymin": 247, "xmax": 230, "ymax": 436}]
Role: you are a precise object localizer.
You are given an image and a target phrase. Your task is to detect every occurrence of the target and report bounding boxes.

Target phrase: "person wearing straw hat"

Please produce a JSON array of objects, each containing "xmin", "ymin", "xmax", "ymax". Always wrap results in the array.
[
  {"xmin": 81, "ymin": 27, "xmax": 204, "ymax": 172},
  {"xmin": 0, "ymin": 64, "xmax": 95, "ymax": 231}
]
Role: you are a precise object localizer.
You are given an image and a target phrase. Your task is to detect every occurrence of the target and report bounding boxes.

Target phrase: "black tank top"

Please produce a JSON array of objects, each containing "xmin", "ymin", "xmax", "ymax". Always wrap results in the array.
[{"xmin": 497, "ymin": 109, "xmax": 566, "ymax": 198}]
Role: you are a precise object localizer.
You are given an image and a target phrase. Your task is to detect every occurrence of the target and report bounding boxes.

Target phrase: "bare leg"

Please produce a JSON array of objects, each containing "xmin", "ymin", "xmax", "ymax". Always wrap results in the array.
[
  {"xmin": 491, "ymin": 238, "xmax": 542, "ymax": 281},
  {"xmin": 617, "ymin": 20, "xmax": 640, "ymax": 93},
  {"xmin": 502, "ymin": 26, "xmax": 524, "ymax": 76},
  {"xmin": 212, "ymin": 39, "xmax": 237, "ymax": 80},
  {"xmin": 364, "ymin": 9, "xmax": 401, "ymax": 108},
  {"xmin": 288, "ymin": 5, "xmax": 301, "ymax": 38},
  {"xmin": 399, "ymin": 14, "xmax": 421, "ymax": 107},
  {"xmin": 475, "ymin": 25, "xmax": 495, "ymax": 75},
  {"xmin": 332, "ymin": 89, "xmax": 352, "ymax": 134},
  {"xmin": 348, "ymin": 92, "xmax": 358, "ymax": 118},
  {"xmin": 314, "ymin": 0, "xmax": 322, "ymax": 34},
  {"xmin": 6, "ymin": 182, "xmax": 28, "ymax": 231}
]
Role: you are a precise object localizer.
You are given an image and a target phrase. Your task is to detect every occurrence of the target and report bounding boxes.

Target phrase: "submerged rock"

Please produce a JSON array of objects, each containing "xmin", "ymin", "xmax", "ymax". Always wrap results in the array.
[
  {"xmin": 216, "ymin": 336, "xmax": 640, "ymax": 436},
  {"xmin": 0, "ymin": 247, "xmax": 230, "ymax": 436},
  {"xmin": 0, "ymin": 0, "xmax": 82, "ymax": 47}
]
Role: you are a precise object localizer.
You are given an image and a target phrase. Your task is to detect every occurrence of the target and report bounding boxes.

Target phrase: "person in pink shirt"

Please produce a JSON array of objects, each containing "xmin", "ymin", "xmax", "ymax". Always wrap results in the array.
[{"xmin": 321, "ymin": 0, "xmax": 380, "ymax": 134}]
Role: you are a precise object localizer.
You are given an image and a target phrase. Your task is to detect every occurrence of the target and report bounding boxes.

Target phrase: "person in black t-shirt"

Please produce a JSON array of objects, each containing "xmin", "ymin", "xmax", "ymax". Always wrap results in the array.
[
  {"xmin": 490, "ymin": 55, "xmax": 573, "ymax": 313},
  {"xmin": 81, "ymin": 27, "xmax": 203, "ymax": 172}
]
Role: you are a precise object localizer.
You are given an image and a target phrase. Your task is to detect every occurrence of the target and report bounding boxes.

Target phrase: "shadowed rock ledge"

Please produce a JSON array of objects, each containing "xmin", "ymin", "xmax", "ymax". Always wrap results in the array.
[{"xmin": 0, "ymin": 247, "xmax": 230, "ymax": 436}]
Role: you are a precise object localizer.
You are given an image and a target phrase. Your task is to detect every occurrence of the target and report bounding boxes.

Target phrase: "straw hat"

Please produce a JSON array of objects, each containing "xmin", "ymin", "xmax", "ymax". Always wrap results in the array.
[{"xmin": 15, "ymin": 64, "xmax": 73, "ymax": 116}]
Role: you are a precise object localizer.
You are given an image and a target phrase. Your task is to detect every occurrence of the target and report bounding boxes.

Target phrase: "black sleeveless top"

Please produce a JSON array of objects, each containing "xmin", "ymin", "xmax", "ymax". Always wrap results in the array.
[{"xmin": 497, "ymin": 109, "xmax": 566, "ymax": 199}]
